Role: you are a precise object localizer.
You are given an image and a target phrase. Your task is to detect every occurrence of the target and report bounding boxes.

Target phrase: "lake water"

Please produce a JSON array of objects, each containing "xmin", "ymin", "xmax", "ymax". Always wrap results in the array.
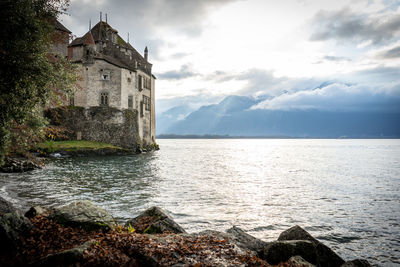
[{"xmin": 1, "ymin": 139, "xmax": 399, "ymax": 266}]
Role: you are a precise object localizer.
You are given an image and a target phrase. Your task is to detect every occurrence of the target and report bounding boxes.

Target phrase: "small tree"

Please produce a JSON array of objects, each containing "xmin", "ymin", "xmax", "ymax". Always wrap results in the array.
[{"xmin": 0, "ymin": 0, "xmax": 74, "ymax": 165}]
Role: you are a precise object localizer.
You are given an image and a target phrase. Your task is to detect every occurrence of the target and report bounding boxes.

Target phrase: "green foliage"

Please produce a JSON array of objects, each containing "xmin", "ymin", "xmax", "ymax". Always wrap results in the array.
[
  {"xmin": 35, "ymin": 140, "xmax": 123, "ymax": 153},
  {"xmin": 9, "ymin": 106, "xmax": 48, "ymax": 155},
  {"xmin": 0, "ymin": 0, "xmax": 73, "ymax": 165},
  {"xmin": 127, "ymin": 224, "xmax": 135, "ymax": 233}
]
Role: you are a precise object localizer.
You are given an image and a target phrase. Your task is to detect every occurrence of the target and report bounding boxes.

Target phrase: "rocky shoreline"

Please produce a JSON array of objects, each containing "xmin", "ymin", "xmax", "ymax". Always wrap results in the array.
[
  {"xmin": 0, "ymin": 143, "xmax": 159, "ymax": 173},
  {"xmin": 0, "ymin": 197, "xmax": 371, "ymax": 266}
]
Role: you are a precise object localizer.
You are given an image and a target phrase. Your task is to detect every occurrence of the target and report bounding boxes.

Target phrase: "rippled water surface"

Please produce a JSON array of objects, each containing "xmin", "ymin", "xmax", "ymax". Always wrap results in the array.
[{"xmin": 1, "ymin": 139, "xmax": 399, "ymax": 266}]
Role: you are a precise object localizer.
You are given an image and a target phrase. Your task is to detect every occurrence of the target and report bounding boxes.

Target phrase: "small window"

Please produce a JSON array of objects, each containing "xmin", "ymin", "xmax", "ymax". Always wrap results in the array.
[
  {"xmin": 138, "ymin": 75, "xmax": 143, "ymax": 91},
  {"xmin": 128, "ymin": 95, "xmax": 133, "ymax": 108},
  {"xmin": 101, "ymin": 70, "xmax": 110, "ymax": 80},
  {"xmin": 127, "ymin": 77, "xmax": 131, "ymax": 83},
  {"xmin": 143, "ymin": 95, "xmax": 151, "ymax": 111},
  {"xmin": 100, "ymin": 92, "xmax": 109, "ymax": 106}
]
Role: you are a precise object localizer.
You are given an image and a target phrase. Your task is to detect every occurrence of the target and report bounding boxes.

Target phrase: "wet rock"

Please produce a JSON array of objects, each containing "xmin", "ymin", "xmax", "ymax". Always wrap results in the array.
[
  {"xmin": 31, "ymin": 240, "xmax": 93, "ymax": 267},
  {"xmin": 260, "ymin": 240, "xmax": 317, "ymax": 265},
  {"xmin": 278, "ymin": 225, "xmax": 345, "ymax": 267},
  {"xmin": 0, "ymin": 196, "xmax": 16, "ymax": 215},
  {"xmin": 0, "ymin": 211, "xmax": 33, "ymax": 250},
  {"xmin": 51, "ymin": 200, "xmax": 115, "ymax": 231},
  {"xmin": 125, "ymin": 206, "xmax": 186, "ymax": 234},
  {"xmin": 226, "ymin": 226, "xmax": 267, "ymax": 255},
  {"xmin": 288, "ymin": 255, "xmax": 316, "ymax": 267},
  {"xmin": 341, "ymin": 259, "xmax": 372, "ymax": 267},
  {"xmin": 278, "ymin": 225, "xmax": 318, "ymax": 243},
  {"xmin": 25, "ymin": 206, "xmax": 50, "ymax": 218},
  {"xmin": 0, "ymin": 157, "xmax": 43, "ymax": 173},
  {"xmin": 192, "ymin": 229, "xmax": 261, "ymax": 256}
]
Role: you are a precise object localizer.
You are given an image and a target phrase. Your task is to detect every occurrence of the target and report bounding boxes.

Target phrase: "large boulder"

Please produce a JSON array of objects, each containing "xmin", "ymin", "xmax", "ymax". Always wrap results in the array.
[
  {"xmin": 226, "ymin": 226, "xmax": 267, "ymax": 255},
  {"xmin": 278, "ymin": 225, "xmax": 345, "ymax": 267},
  {"xmin": 125, "ymin": 206, "xmax": 186, "ymax": 234},
  {"xmin": 0, "ymin": 196, "xmax": 16, "ymax": 215},
  {"xmin": 260, "ymin": 240, "xmax": 317, "ymax": 265},
  {"xmin": 278, "ymin": 225, "xmax": 318, "ymax": 243},
  {"xmin": 0, "ymin": 157, "xmax": 42, "ymax": 173},
  {"xmin": 0, "ymin": 211, "xmax": 33, "ymax": 250},
  {"xmin": 50, "ymin": 200, "xmax": 115, "ymax": 231}
]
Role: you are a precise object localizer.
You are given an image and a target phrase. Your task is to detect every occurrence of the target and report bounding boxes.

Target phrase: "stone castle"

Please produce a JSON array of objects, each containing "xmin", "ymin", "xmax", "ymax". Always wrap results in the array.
[{"xmin": 50, "ymin": 17, "xmax": 156, "ymax": 148}]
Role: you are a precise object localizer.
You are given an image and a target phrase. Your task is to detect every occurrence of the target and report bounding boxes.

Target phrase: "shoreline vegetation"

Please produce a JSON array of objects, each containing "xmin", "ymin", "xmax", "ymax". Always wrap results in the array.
[
  {"xmin": 34, "ymin": 140, "xmax": 135, "ymax": 156},
  {"xmin": 0, "ymin": 140, "xmax": 159, "ymax": 173},
  {"xmin": 0, "ymin": 198, "xmax": 371, "ymax": 266}
]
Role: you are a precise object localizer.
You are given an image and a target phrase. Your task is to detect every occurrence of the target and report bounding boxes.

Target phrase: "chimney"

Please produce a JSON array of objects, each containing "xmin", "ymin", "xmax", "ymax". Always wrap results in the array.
[
  {"xmin": 144, "ymin": 46, "xmax": 148, "ymax": 61},
  {"xmin": 105, "ymin": 13, "xmax": 108, "ymax": 23},
  {"xmin": 100, "ymin": 12, "xmax": 102, "ymax": 22}
]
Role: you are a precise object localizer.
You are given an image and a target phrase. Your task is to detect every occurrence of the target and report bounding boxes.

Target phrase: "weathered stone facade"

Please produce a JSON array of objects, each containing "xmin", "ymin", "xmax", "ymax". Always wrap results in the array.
[
  {"xmin": 49, "ymin": 18, "xmax": 71, "ymax": 59},
  {"xmin": 46, "ymin": 106, "xmax": 139, "ymax": 149},
  {"xmin": 65, "ymin": 20, "xmax": 156, "ymax": 146}
]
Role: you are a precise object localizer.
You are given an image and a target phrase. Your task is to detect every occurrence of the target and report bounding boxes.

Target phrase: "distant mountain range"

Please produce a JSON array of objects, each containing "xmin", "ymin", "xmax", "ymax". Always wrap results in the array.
[{"xmin": 156, "ymin": 95, "xmax": 400, "ymax": 138}]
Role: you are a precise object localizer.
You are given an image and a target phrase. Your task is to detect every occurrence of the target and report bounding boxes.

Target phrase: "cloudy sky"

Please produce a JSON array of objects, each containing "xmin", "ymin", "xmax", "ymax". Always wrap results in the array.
[{"xmin": 60, "ymin": 0, "xmax": 400, "ymax": 114}]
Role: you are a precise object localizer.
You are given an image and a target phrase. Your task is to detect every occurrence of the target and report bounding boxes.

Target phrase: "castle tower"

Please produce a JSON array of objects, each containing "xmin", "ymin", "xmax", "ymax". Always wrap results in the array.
[
  {"xmin": 82, "ymin": 31, "xmax": 96, "ymax": 64},
  {"xmin": 144, "ymin": 46, "xmax": 148, "ymax": 61}
]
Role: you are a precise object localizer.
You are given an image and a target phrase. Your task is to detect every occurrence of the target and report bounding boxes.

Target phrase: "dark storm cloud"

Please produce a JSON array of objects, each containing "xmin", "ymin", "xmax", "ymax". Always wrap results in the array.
[
  {"xmin": 310, "ymin": 8, "xmax": 400, "ymax": 45},
  {"xmin": 156, "ymin": 64, "xmax": 199, "ymax": 80},
  {"xmin": 378, "ymin": 46, "xmax": 400, "ymax": 59}
]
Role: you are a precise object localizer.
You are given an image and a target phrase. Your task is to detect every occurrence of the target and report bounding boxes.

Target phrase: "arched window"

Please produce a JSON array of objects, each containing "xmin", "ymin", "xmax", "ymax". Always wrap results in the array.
[{"xmin": 100, "ymin": 92, "xmax": 109, "ymax": 106}]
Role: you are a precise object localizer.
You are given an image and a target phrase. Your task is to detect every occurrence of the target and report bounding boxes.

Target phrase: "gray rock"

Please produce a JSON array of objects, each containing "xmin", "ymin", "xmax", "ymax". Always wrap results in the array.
[
  {"xmin": 278, "ymin": 225, "xmax": 318, "ymax": 243},
  {"xmin": 278, "ymin": 225, "xmax": 345, "ymax": 267},
  {"xmin": 25, "ymin": 206, "xmax": 50, "ymax": 218},
  {"xmin": 0, "ymin": 157, "xmax": 42, "ymax": 173},
  {"xmin": 125, "ymin": 206, "xmax": 186, "ymax": 234},
  {"xmin": 288, "ymin": 255, "xmax": 316, "ymax": 267},
  {"xmin": 260, "ymin": 240, "xmax": 317, "ymax": 265},
  {"xmin": 0, "ymin": 196, "xmax": 16, "ymax": 215},
  {"xmin": 226, "ymin": 226, "xmax": 267, "ymax": 255},
  {"xmin": 31, "ymin": 240, "xmax": 93, "ymax": 267},
  {"xmin": 0, "ymin": 211, "xmax": 33, "ymax": 250},
  {"xmin": 341, "ymin": 259, "xmax": 372, "ymax": 267},
  {"xmin": 51, "ymin": 200, "xmax": 115, "ymax": 231}
]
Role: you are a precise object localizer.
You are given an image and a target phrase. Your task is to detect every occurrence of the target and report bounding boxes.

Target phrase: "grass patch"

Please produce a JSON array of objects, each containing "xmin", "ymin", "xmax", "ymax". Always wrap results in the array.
[{"xmin": 35, "ymin": 140, "xmax": 123, "ymax": 153}]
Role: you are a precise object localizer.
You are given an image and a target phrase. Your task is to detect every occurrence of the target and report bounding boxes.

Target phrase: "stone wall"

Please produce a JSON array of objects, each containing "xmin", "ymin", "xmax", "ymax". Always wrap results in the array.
[{"xmin": 45, "ymin": 106, "xmax": 140, "ymax": 149}]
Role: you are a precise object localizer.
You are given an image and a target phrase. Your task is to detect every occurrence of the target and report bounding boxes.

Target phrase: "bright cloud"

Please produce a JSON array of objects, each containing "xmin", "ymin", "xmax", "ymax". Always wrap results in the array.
[
  {"xmin": 61, "ymin": 0, "xmax": 400, "ymax": 110},
  {"xmin": 252, "ymin": 83, "xmax": 400, "ymax": 112}
]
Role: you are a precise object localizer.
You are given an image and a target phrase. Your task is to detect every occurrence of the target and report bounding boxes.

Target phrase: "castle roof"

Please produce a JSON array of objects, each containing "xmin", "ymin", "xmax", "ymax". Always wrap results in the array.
[
  {"xmin": 69, "ymin": 21, "xmax": 152, "ymax": 75},
  {"xmin": 49, "ymin": 18, "xmax": 71, "ymax": 33},
  {"xmin": 82, "ymin": 31, "xmax": 95, "ymax": 45}
]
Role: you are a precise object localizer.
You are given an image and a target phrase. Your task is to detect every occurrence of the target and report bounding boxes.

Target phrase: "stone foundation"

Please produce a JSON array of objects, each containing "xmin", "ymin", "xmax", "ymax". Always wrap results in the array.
[{"xmin": 45, "ymin": 106, "xmax": 140, "ymax": 149}]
